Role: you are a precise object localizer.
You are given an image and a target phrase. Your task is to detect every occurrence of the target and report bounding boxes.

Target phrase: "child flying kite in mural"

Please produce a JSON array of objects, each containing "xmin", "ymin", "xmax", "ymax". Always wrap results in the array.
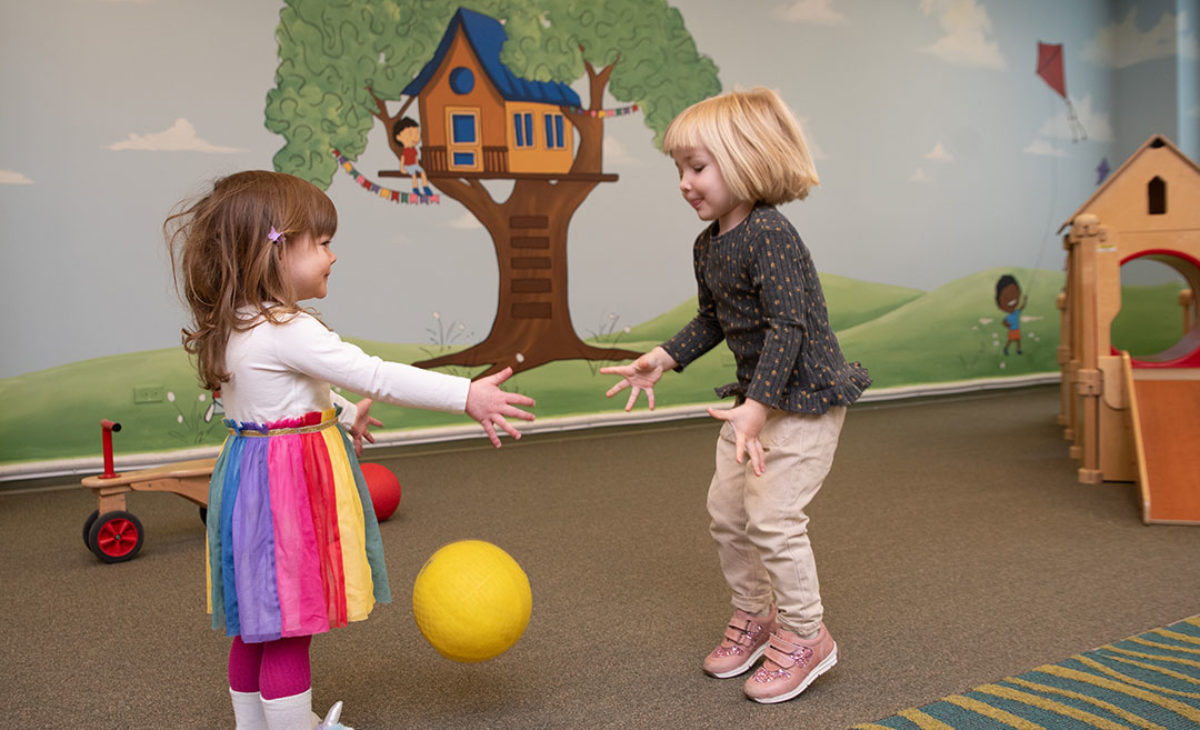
[
  {"xmin": 393, "ymin": 117, "xmax": 434, "ymax": 199},
  {"xmin": 996, "ymin": 274, "xmax": 1028, "ymax": 355}
]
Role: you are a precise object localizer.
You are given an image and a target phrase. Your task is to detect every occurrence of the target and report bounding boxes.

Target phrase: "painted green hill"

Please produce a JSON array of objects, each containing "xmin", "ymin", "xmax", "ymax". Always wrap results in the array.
[
  {"xmin": 836, "ymin": 266, "xmax": 1066, "ymax": 387},
  {"xmin": 604, "ymin": 273, "xmax": 922, "ymax": 344},
  {"xmin": 1, "ymin": 268, "xmax": 1185, "ymax": 467}
]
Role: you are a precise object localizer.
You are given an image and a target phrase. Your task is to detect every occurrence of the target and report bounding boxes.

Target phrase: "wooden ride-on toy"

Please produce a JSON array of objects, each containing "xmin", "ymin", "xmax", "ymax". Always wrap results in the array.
[{"xmin": 79, "ymin": 419, "xmax": 214, "ymax": 563}]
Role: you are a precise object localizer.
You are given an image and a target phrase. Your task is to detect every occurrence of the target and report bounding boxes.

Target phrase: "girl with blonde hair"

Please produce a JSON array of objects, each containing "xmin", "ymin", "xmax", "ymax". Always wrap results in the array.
[{"xmin": 603, "ymin": 88, "xmax": 869, "ymax": 704}]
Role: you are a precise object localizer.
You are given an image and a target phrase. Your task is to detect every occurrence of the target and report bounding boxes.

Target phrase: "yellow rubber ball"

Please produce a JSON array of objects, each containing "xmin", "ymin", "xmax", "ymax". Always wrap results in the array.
[{"xmin": 412, "ymin": 540, "xmax": 532, "ymax": 662}]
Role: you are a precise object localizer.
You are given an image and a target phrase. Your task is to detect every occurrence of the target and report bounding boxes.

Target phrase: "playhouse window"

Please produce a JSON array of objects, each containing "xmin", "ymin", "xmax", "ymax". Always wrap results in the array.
[
  {"xmin": 513, "ymin": 113, "xmax": 534, "ymax": 148},
  {"xmin": 1148, "ymin": 176, "xmax": 1166, "ymax": 215},
  {"xmin": 544, "ymin": 113, "xmax": 565, "ymax": 149}
]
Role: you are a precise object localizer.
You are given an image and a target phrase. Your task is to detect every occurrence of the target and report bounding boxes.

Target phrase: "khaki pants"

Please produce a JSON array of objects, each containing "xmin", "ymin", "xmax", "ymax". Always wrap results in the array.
[{"xmin": 706, "ymin": 406, "xmax": 847, "ymax": 636}]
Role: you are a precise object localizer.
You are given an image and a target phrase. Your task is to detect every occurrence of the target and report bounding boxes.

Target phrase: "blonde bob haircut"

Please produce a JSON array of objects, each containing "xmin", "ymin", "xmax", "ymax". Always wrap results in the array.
[
  {"xmin": 662, "ymin": 87, "xmax": 819, "ymax": 204},
  {"xmin": 165, "ymin": 170, "xmax": 337, "ymax": 390}
]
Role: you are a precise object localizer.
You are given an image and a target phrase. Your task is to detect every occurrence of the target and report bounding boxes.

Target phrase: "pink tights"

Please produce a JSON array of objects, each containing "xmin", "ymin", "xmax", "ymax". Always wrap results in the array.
[{"xmin": 228, "ymin": 635, "xmax": 312, "ymax": 700}]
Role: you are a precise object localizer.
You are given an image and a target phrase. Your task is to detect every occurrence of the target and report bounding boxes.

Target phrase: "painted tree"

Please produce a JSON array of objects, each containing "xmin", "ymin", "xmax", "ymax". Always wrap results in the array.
[{"xmin": 266, "ymin": 0, "xmax": 720, "ymax": 376}]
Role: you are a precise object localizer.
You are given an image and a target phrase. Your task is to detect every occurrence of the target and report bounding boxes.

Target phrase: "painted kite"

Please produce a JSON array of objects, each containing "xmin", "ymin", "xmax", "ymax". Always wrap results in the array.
[{"xmin": 1037, "ymin": 42, "xmax": 1087, "ymax": 142}]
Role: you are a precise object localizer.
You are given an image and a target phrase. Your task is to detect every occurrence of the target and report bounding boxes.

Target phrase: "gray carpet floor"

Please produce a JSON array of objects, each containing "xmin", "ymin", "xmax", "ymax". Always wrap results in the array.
[{"xmin": 2, "ymin": 384, "xmax": 1198, "ymax": 729}]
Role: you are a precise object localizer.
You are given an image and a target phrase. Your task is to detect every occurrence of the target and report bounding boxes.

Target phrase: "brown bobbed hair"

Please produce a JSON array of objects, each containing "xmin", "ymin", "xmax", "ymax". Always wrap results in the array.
[
  {"xmin": 165, "ymin": 170, "xmax": 337, "ymax": 390},
  {"xmin": 662, "ymin": 87, "xmax": 819, "ymax": 205}
]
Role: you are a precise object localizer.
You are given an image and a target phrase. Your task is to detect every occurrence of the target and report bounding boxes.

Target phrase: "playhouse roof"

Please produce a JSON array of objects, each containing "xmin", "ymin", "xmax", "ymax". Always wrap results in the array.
[
  {"xmin": 1059, "ymin": 134, "xmax": 1200, "ymax": 232},
  {"xmin": 402, "ymin": 7, "xmax": 582, "ymax": 108}
]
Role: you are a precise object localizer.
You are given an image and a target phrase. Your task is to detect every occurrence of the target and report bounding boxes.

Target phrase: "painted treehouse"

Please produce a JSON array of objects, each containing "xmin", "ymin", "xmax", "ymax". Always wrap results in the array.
[
  {"xmin": 268, "ymin": 2, "xmax": 720, "ymax": 376},
  {"xmin": 383, "ymin": 7, "xmax": 635, "ymax": 375}
]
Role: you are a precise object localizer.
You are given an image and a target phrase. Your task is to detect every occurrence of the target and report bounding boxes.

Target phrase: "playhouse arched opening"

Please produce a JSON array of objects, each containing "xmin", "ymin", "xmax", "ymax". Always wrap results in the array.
[{"xmin": 1112, "ymin": 250, "xmax": 1200, "ymax": 368}]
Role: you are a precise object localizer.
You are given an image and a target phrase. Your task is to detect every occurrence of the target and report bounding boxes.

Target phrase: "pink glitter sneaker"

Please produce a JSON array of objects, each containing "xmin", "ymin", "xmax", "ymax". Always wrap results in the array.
[
  {"xmin": 743, "ymin": 624, "xmax": 837, "ymax": 703},
  {"xmin": 702, "ymin": 606, "xmax": 777, "ymax": 678}
]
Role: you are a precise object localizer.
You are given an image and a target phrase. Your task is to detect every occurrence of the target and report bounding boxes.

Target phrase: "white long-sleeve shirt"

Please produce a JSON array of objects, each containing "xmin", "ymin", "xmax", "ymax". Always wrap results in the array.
[{"xmin": 219, "ymin": 309, "xmax": 469, "ymax": 428}]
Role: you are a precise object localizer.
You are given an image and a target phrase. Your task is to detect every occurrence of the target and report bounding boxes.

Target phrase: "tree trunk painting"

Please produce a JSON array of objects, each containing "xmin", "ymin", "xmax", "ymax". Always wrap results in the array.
[{"xmin": 413, "ymin": 176, "xmax": 640, "ymax": 376}]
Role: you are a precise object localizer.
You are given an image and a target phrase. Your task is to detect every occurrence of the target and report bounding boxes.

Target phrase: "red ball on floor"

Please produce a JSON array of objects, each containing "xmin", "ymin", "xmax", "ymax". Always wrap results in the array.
[{"xmin": 360, "ymin": 462, "xmax": 402, "ymax": 522}]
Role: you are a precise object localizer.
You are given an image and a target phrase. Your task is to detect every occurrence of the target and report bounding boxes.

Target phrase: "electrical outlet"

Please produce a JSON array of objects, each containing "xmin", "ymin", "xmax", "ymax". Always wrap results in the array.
[{"xmin": 133, "ymin": 385, "xmax": 166, "ymax": 404}]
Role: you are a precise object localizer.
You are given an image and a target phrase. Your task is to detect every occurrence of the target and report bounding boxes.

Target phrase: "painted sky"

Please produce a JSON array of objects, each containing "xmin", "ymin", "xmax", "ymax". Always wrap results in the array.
[{"xmin": 0, "ymin": 0, "xmax": 1195, "ymax": 379}]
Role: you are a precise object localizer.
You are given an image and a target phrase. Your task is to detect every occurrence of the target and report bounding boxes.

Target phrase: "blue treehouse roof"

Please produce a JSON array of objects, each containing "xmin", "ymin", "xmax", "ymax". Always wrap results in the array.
[{"xmin": 402, "ymin": 7, "xmax": 581, "ymax": 107}]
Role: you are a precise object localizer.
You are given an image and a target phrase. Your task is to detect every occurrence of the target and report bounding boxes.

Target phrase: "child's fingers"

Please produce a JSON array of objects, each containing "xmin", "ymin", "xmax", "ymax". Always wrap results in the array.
[
  {"xmin": 749, "ymin": 441, "xmax": 765, "ymax": 476},
  {"xmin": 494, "ymin": 415, "xmax": 522, "ymax": 441},
  {"xmin": 624, "ymin": 387, "xmax": 639, "ymax": 412},
  {"xmin": 502, "ymin": 405, "xmax": 535, "ymax": 422},
  {"xmin": 646, "ymin": 387, "xmax": 656, "ymax": 411},
  {"xmin": 606, "ymin": 380, "xmax": 630, "ymax": 398},
  {"xmin": 504, "ymin": 392, "xmax": 536, "ymax": 408},
  {"xmin": 487, "ymin": 366, "xmax": 515, "ymax": 385},
  {"xmin": 480, "ymin": 420, "xmax": 501, "ymax": 448}
]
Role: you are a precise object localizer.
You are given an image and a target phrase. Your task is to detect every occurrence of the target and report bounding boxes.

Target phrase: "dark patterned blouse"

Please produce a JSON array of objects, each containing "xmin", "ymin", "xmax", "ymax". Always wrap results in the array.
[{"xmin": 661, "ymin": 205, "xmax": 871, "ymax": 414}]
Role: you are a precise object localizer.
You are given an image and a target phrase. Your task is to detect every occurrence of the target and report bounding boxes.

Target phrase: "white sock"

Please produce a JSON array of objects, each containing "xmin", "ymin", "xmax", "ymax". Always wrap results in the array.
[
  {"xmin": 229, "ymin": 688, "xmax": 268, "ymax": 730},
  {"xmin": 262, "ymin": 688, "xmax": 314, "ymax": 730}
]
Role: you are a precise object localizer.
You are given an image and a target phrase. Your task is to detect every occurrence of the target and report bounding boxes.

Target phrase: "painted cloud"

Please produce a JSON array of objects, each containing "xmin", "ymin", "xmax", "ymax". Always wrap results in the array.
[
  {"xmin": 1083, "ymin": 8, "xmax": 1199, "ymax": 68},
  {"xmin": 919, "ymin": 0, "xmax": 1007, "ymax": 69},
  {"xmin": 773, "ymin": 0, "xmax": 848, "ymax": 25},
  {"xmin": 108, "ymin": 118, "xmax": 244, "ymax": 153}
]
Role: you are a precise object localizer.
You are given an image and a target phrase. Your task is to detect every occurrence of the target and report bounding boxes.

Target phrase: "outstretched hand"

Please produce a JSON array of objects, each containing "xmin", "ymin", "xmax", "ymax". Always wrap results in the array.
[
  {"xmin": 600, "ymin": 347, "xmax": 676, "ymax": 411},
  {"xmin": 465, "ymin": 367, "xmax": 536, "ymax": 447},
  {"xmin": 707, "ymin": 399, "xmax": 769, "ymax": 476},
  {"xmin": 350, "ymin": 398, "xmax": 383, "ymax": 457}
]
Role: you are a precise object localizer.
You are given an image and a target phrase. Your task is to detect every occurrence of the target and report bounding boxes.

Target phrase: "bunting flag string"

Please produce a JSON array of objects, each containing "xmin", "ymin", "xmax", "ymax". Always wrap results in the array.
[
  {"xmin": 330, "ymin": 149, "xmax": 440, "ymax": 205},
  {"xmin": 565, "ymin": 103, "xmax": 640, "ymax": 118}
]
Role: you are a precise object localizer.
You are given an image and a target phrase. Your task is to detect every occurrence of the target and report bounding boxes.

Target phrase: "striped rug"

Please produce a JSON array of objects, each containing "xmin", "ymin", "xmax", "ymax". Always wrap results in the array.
[{"xmin": 856, "ymin": 616, "xmax": 1200, "ymax": 730}]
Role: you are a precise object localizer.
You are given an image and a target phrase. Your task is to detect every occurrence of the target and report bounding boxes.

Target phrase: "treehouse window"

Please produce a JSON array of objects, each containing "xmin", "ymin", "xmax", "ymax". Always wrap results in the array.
[
  {"xmin": 1147, "ymin": 176, "xmax": 1166, "ymax": 215},
  {"xmin": 452, "ymin": 114, "xmax": 477, "ymax": 144},
  {"xmin": 446, "ymin": 108, "xmax": 481, "ymax": 171},
  {"xmin": 544, "ymin": 113, "xmax": 565, "ymax": 149},
  {"xmin": 513, "ymin": 112, "xmax": 534, "ymax": 148},
  {"xmin": 449, "ymin": 67, "xmax": 475, "ymax": 94}
]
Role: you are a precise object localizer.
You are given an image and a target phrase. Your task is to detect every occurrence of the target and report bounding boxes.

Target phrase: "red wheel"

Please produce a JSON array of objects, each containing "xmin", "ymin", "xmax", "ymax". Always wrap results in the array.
[{"xmin": 87, "ymin": 510, "xmax": 144, "ymax": 563}]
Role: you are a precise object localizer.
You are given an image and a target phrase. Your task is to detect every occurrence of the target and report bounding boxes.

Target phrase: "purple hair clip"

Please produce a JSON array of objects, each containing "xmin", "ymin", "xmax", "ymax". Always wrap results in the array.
[{"xmin": 267, "ymin": 226, "xmax": 284, "ymax": 244}]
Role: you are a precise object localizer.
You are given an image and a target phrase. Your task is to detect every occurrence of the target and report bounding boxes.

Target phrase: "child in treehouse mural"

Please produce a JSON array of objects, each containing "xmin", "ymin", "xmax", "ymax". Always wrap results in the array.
[
  {"xmin": 393, "ymin": 117, "xmax": 434, "ymax": 199},
  {"xmin": 995, "ymin": 274, "xmax": 1028, "ymax": 355}
]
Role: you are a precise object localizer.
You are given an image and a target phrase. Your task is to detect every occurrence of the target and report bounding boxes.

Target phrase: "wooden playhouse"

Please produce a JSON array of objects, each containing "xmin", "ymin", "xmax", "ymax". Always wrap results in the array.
[{"xmin": 1056, "ymin": 135, "xmax": 1200, "ymax": 523}]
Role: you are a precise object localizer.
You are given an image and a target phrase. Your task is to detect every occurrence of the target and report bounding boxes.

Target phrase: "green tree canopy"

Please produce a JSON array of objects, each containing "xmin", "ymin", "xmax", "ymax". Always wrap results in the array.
[{"xmin": 265, "ymin": 0, "xmax": 720, "ymax": 186}]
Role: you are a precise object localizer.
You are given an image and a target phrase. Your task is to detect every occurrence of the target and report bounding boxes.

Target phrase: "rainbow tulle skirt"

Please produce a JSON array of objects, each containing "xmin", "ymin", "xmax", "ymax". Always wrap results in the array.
[{"xmin": 205, "ymin": 409, "xmax": 390, "ymax": 643}]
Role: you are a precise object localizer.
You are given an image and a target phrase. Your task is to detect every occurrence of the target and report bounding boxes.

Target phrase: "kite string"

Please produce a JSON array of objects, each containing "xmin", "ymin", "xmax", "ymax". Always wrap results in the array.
[{"xmin": 1030, "ymin": 94, "xmax": 1061, "ymax": 308}]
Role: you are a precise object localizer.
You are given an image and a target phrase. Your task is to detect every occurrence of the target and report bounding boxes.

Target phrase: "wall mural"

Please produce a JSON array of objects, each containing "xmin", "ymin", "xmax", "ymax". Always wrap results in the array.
[
  {"xmin": 0, "ymin": 0, "xmax": 1194, "ymax": 470},
  {"xmin": 267, "ymin": 3, "xmax": 719, "ymax": 376}
]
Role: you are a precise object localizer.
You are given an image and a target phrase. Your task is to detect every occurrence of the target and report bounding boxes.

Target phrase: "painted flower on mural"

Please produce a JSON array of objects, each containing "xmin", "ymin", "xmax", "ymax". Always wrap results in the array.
[{"xmin": 167, "ymin": 390, "xmax": 223, "ymax": 445}]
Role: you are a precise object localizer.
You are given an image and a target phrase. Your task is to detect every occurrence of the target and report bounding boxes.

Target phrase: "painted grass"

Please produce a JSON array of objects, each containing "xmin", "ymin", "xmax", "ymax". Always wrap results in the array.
[{"xmin": 0, "ymin": 268, "xmax": 1186, "ymax": 466}]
